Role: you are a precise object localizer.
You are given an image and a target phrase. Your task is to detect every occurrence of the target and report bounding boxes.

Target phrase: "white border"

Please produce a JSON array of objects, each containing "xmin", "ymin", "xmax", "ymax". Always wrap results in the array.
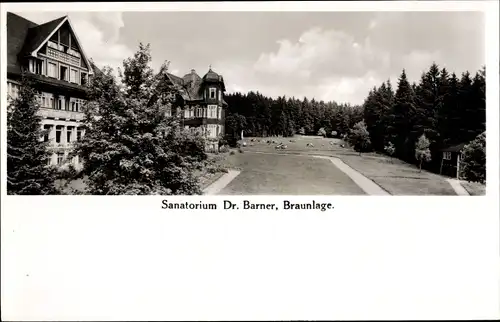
[{"xmin": 1, "ymin": 2, "xmax": 499, "ymax": 321}]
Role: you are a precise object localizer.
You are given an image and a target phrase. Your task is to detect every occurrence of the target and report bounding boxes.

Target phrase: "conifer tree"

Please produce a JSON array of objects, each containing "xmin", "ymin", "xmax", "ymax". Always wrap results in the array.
[
  {"xmin": 392, "ymin": 69, "xmax": 417, "ymax": 161},
  {"xmin": 7, "ymin": 76, "xmax": 58, "ymax": 195},
  {"xmin": 74, "ymin": 44, "xmax": 207, "ymax": 195}
]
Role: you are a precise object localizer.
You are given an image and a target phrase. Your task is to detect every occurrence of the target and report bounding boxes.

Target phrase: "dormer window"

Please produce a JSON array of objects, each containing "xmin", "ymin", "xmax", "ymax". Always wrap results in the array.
[{"xmin": 209, "ymin": 88, "xmax": 217, "ymax": 99}]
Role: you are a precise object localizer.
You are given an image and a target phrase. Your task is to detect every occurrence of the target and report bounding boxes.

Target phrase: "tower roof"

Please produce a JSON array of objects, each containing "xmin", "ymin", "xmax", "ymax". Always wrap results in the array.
[{"xmin": 202, "ymin": 67, "xmax": 225, "ymax": 91}]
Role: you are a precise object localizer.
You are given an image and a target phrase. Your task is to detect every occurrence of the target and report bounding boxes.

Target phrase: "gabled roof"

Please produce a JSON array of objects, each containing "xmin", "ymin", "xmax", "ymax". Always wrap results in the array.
[
  {"xmin": 153, "ymin": 67, "xmax": 227, "ymax": 103},
  {"xmin": 441, "ymin": 143, "xmax": 467, "ymax": 153},
  {"xmin": 7, "ymin": 12, "xmax": 93, "ymax": 76},
  {"xmin": 21, "ymin": 16, "xmax": 66, "ymax": 55},
  {"xmin": 6, "ymin": 12, "xmax": 37, "ymax": 74}
]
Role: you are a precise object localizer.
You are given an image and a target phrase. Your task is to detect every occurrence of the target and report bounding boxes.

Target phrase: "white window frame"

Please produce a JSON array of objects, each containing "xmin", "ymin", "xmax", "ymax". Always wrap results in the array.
[
  {"xmin": 59, "ymin": 63, "xmax": 69, "ymax": 82},
  {"xmin": 70, "ymin": 68, "xmax": 79, "ymax": 84},
  {"xmin": 443, "ymin": 152, "xmax": 452, "ymax": 160},
  {"xmin": 209, "ymin": 88, "xmax": 217, "ymax": 99},
  {"xmin": 47, "ymin": 62, "xmax": 57, "ymax": 78},
  {"xmin": 57, "ymin": 153, "xmax": 64, "ymax": 165}
]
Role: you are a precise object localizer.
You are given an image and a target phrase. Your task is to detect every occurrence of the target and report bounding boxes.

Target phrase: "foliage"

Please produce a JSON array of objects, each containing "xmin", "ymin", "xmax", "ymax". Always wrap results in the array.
[
  {"xmin": 219, "ymin": 145, "xmax": 230, "ymax": 153},
  {"xmin": 355, "ymin": 63, "xmax": 485, "ymax": 174},
  {"xmin": 415, "ymin": 134, "xmax": 432, "ymax": 171},
  {"xmin": 384, "ymin": 142, "xmax": 396, "ymax": 159},
  {"xmin": 317, "ymin": 127, "xmax": 327, "ymax": 137},
  {"xmin": 7, "ymin": 75, "xmax": 58, "ymax": 195},
  {"xmin": 225, "ymin": 92, "xmax": 363, "ymax": 138},
  {"xmin": 74, "ymin": 43, "xmax": 208, "ymax": 195},
  {"xmin": 348, "ymin": 121, "xmax": 372, "ymax": 154},
  {"xmin": 460, "ymin": 132, "xmax": 486, "ymax": 183}
]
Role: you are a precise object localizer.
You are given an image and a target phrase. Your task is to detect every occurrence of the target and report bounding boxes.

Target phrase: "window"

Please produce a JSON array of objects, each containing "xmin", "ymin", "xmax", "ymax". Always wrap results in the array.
[
  {"xmin": 72, "ymin": 101, "xmax": 76, "ymax": 112},
  {"xmin": 165, "ymin": 107, "xmax": 171, "ymax": 117},
  {"xmin": 209, "ymin": 88, "xmax": 216, "ymax": 99},
  {"xmin": 57, "ymin": 97, "xmax": 63, "ymax": 110},
  {"xmin": 50, "ymin": 97, "xmax": 55, "ymax": 109},
  {"xmin": 60, "ymin": 66, "xmax": 68, "ymax": 81},
  {"xmin": 81, "ymin": 72, "xmax": 87, "ymax": 85},
  {"xmin": 43, "ymin": 125, "xmax": 51, "ymax": 142},
  {"xmin": 443, "ymin": 152, "xmax": 452, "ymax": 160},
  {"xmin": 66, "ymin": 129, "xmax": 72, "ymax": 143},
  {"xmin": 57, "ymin": 153, "xmax": 64, "ymax": 165},
  {"xmin": 48, "ymin": 62, "xmax": 57, "ymax": 78},
  {"xmin": 70, "ymin": 69, "xmax": 78, "ymax": 83},
  {"xmin": 77, "ymin": 130, "xmax": 82, "ymax": 141},
  {"xmin": 218, "ymin": 107, "xmax": 222, "ymax": 119},
  {"xmin": 41, "ymin": 94, "xmax": 47, "ymax": 108},
  {"xmin": 35, "ymin": 60, "xmax": 43, "ymax": 75},
  {"xmin": 55, "ymin": 126, "xmax": 63, "ymax": 143}
]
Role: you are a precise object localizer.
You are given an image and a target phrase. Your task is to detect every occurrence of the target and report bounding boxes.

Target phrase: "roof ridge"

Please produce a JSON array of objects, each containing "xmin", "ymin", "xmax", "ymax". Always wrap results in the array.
[
  {"xmin": 7, "ymin": 12, "xmax": 38, "ymax": 26},
  {"xmin": 28, "ymin": 15, "xmax": 66, "ymax": 30}
]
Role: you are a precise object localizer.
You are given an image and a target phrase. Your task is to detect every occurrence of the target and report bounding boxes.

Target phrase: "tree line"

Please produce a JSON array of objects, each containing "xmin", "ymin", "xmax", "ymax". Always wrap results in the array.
[
  {"xmin": 224, "ymin": 62, "xmax": 486, "ymax": 178},
  {"xmin": 362, "ymin": 63, "xmax": 485, "ymax": 173},
  {"xmin": 225, "ymin": 92, "xmax": 364, "ymax": 139}
]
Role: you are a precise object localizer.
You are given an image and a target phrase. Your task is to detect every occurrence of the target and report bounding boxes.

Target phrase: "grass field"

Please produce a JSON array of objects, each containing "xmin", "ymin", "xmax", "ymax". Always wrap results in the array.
[
  {"xmin": 220, "ymin": 151, "xmax": 365, "ymax": 195},
  {"xmin": 238, "ymin": 136, "xmax": 458, "ymax": 195},
  {"xmin": 460, "ymin": 181, "xmax": 486, "ymax": 196}
]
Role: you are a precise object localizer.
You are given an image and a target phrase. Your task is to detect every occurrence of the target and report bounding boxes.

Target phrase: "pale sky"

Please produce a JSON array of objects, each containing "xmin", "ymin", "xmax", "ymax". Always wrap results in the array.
[{"xmin": 17, "ymin": 11, "xmax": 485, "ymax": 105}]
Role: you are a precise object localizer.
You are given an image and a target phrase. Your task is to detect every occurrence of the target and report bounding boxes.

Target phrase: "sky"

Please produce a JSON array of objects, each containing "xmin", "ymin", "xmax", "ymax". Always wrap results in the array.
[{"xmin": 17, "ymin": 10, "xmax": 485, "ymax": 105}]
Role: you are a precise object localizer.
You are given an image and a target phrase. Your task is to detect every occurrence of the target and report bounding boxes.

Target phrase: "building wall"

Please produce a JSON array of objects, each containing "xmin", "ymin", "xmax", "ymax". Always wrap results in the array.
[{"xmin": 7, "ymin": 78, "xmax": 87, "ymax": 169}]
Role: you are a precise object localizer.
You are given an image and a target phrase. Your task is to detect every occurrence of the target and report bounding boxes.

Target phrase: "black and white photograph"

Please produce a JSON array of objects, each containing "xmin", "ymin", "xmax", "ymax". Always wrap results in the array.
[
  {"xmin": 5, "ymin": 5, "xmax": 488, "ymax": 196},
  {"xmin": 2, "ymin": 1, "xmax": 499, "ymax": 321}
]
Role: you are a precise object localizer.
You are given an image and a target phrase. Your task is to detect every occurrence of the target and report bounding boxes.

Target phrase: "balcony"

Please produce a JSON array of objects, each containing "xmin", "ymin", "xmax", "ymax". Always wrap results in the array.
[
  {"xmin": 47, "ymin": 47, "xmax": 81, "ymax": 67},
  {"xmin": 38, "ymin": 108, "xmax": 84, "ymax": 121}
]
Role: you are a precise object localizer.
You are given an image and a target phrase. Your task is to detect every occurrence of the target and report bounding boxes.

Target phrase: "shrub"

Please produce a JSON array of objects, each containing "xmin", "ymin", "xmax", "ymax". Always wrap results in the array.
[
  {"xmin": 460, "ymin": 132, "xmax": 486, "ymax": 183},
  {"xmin": 219, "ymin": 145, "xmax": 230, "ymax": 153},
  {"xmin": 415, "ymin": 134, "xmax": 431, "ymax": 172},
  {"xmin": 230, "ymin": 150, "xmax": 236, "ymax": 155},
  {"xmin": 238, "ymin": 148, "xmax": 244, "ymax": 153},
  {"xmin": 384, "ymin": 141, "xmax": 396, "ymax": 161},
  {"xmin": 317, "ymin": 127, "xmax": 326, "ymax": 137},
  {"xmin": 348, "ymin": 121, "xmax": 371, "ymax": 155}
]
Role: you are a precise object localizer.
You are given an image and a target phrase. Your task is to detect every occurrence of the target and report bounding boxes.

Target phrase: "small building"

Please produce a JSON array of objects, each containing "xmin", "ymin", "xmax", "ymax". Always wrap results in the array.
[{"xmin": 439, "ymin": 143, "xmax": 467, "ymax": 179}]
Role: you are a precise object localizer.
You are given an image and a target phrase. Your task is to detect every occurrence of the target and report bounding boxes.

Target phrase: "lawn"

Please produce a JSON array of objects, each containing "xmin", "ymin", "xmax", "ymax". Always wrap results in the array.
[
  {"xmin": 239, "ymin": 136, "xmax": 458, "ymax": 195},
  {"xmin": 460, "ymin": 181, "xmax": 486, "ymax": 196},
  {"xmin": 219, "ymin": 150, "xmax": 366, "ymax": 195}
]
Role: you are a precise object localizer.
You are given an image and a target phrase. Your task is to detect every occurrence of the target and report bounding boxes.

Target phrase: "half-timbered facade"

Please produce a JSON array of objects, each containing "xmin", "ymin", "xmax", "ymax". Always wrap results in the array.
[
  {"xmin": 7, "ymin": 12, "xmax": 94, "ymax": 168},
  {"xmin": 163, "ymin": 68, "xmax": 228, "ymax": 152}
]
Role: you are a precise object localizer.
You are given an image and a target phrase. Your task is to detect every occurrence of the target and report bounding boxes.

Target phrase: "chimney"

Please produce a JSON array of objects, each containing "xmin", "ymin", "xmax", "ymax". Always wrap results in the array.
[{"xmin": 191, "ymin": 69, "xmax": 196, "ymax": 88}]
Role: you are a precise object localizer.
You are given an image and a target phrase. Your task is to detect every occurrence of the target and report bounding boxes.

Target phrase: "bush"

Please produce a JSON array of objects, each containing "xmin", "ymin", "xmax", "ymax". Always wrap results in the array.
[
  {"xmin": 460, "ymin": 132, "xmax": 486, "ymax": 183},
  {"xmin": 224, "ymin": 134, "xmax": 238, "ymax": 148},
  {"xmin": 238, "ymin": 148, "xmax": 244, "ymax": 153},
  {"xmin": 317, "ymin": 127, "xmax": 326, "ymax": 137},
  {"xmin": 348, "ymin": 121, "xmax": 371, "ymax": 154},
  {"xmin": 230, "ymin": 150, "xmax": 236, "ymax": 155},
  {"xmin": 384, "ymin": 141, "xmax": 396, "ymax": 160},
  {"xmin": 415, "ymin": 134, "xmax": 431, "ymax": 171},
  {"xmin": 219, "ymin": 145, "xmax": 230, "ymax": 153}
]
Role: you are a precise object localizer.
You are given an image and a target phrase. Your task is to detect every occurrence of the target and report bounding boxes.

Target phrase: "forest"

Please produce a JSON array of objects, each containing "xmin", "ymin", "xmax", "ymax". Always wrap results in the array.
[{"xmin": 224, "ymin": 63, "xmax": 486, "ymax": 175}]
